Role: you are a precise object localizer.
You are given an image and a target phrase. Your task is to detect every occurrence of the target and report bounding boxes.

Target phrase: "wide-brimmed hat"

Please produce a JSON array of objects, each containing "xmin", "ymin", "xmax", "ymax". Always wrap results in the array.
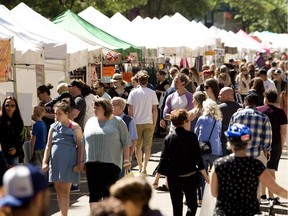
[{"xmin": 111, "ymin": 74, "xmax": 123, "ymax": 82}]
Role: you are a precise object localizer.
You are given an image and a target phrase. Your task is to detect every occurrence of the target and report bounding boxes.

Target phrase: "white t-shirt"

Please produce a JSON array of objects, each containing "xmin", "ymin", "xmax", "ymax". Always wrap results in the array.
[
  {"xmin": 264, "ymin": 79, "xmax": 277, "ymax": 91},
  {"xmin": 127, "ymin": 87, "xmax": 158, "ymax": 124},
  {"xmin": 171, "ymin": 92, "xmax": 189, "ymax": 110},
  {"xmin": 84, "ymin": 94, "xmax": 97, "ymax": 127}
]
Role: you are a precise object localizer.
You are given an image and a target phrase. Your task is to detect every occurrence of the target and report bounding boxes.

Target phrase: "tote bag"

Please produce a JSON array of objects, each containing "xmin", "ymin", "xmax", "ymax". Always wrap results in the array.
[{"xmin": 199, "ymin": 183, "xmax": 216, "ymax": 216}]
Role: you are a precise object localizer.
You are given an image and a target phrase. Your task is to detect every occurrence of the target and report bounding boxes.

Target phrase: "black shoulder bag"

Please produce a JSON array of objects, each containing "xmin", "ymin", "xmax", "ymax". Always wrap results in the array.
[{"xmin": 199, "ymin": 120, "xmax": 216, "ymax": 155}]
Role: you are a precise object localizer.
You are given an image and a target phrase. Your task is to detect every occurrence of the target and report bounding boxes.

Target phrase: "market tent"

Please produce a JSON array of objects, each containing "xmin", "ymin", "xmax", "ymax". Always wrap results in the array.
[
  {"xmin": 0, "ymin": 5, "xmax": 66, "ymax": 60},
  {"xmin": 250, "ymin": 31, "xmax": 288, "ymax": 51},
  {"xmin": 11, "ymin": 2, "xmax": 103, "ymax": 72},
  {"xmin": 79, "ymin": 8, "xmax": 155, "ymax": 49},
  {"xmin": 236, "ymin": 29, "xmax": 270, "ymax": 54},
  {"xmin": 0, "ymin": 28, "xmax": 44, "ymax": 65},
  {"xmin": 53, "ymin": 10, "xmax": 142, "ymax": 59},
  {"xmin": 0, "ymin": 30, "xmax": 44, "ymax": 111},
  {"xmin": 130, "ymin": 16, "xmax": 160, "ymax": 48},
  {"xmin": 0, "ymin": 4, "xmax": 67, "ymax": 107},
  {"xmin": 78, "ymin": 6, "xmax": 110, "ymax": 34}
]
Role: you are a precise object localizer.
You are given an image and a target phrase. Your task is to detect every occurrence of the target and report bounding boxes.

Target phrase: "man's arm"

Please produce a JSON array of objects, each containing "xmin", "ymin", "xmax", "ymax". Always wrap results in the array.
[
  {"xmin": 152, "ymin": 105, "xmax": 158, "ymax": 126},
  {"xmin": 128, "ymin": 104, "xmax": 133, "ymax": 117},
  {"xmin": 280, "ymin": 124, "xmax": 287, "ymax": 150},
  {"xmin": 263, "ymin": 118, "xmax": 272, "ymax": 160}
]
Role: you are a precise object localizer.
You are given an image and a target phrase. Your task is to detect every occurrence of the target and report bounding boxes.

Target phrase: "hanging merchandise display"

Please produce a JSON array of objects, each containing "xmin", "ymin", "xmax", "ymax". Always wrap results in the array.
[
  {"xmin": 103, "ymin": 50, "xmax": 122, "ymax": 65},
  {"xmin": 125, "ymin": 53, "xmax": 138, "ymax": 63}
]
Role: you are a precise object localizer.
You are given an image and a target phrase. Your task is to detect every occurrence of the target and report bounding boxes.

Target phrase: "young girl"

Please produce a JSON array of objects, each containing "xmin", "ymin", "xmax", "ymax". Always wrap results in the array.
[{"xmin": 42, "ymin": 101, "xmax": 82, "ymax": 216}]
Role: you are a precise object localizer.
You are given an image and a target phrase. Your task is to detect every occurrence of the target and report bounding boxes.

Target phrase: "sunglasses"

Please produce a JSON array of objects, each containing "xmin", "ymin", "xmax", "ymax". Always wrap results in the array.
[
  {"xmin": 204, "ymin": 85, "xmax": 210, "ymax": 90},
  {"xmin": 5, "ymin": 104, "xmax": 16, "ymax": 108}
]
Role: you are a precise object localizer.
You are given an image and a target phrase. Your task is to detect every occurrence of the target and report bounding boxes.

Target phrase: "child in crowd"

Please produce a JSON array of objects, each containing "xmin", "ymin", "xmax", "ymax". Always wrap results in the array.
[{"xmin": 30, "ymin": 105, "xmax": 47, "ymax": 167}]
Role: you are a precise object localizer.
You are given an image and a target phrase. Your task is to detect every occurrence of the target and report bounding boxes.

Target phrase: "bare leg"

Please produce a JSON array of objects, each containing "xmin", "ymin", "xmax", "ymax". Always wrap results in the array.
[
  {"xmin": 136, "ymin": 146, "xmax": 143, "ymax": 172},
  {"xmin": 143, "ymin": 146, "xmax": 151, "ymax": 172},
  {"xmin": 267, "ymin": 169, "xmax": 276, "ymax": 198},
  {"xmin": 54, "ymin": 182, "xmax": 72, "ymax": 216}
]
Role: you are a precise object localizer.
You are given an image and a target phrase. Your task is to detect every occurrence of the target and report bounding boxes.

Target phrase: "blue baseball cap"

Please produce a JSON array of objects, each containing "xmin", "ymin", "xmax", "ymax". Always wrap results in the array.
[{"xmin": 0, "ymin": 165, "xmax": 48, "ymax": 207}]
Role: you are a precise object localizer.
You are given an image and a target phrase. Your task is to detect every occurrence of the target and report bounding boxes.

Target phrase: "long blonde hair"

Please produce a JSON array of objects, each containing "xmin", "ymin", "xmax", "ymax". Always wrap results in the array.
[{"xmin": 202, "ymin": 98, "xmax": 222, "ymax": 121}]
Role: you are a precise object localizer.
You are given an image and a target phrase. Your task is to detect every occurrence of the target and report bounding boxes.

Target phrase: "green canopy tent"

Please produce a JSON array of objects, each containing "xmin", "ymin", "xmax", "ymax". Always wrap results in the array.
[{"xmin": 52, "ymin": 10, "xmax": 142, "ymax": 61}]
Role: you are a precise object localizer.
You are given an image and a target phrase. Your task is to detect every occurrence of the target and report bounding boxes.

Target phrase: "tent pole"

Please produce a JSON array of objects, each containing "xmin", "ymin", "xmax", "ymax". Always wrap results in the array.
[{"xmin": 11, "ymin": 38, "xmax": 17, "ymax": 101}]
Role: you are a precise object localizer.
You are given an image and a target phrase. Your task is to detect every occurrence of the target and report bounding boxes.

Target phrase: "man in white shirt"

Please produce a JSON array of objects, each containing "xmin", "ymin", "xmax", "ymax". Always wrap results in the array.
[
  {"xmin": 127, "ymin": 70, "xmax": 158, "ymax": 174},
  {"xmin": 259, "ymin": 68, "xmax": 277, "ymax": 91}
]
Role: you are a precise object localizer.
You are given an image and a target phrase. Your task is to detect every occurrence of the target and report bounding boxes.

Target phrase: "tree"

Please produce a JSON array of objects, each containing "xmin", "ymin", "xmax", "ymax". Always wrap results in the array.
[
  {"xmin": 129, "ymin": 0, "xmax": 217, "ymax": 20},
  {"xmin": 2, "ymin": 0, "xmax": 287, "ymax": 32},
  {"xmin": 2, "ymin": 0, "xmax": 148, "ymax": 19},
  {"xmin": 215, "ymin": 0, "xmax": 288, "ymax": 33}
]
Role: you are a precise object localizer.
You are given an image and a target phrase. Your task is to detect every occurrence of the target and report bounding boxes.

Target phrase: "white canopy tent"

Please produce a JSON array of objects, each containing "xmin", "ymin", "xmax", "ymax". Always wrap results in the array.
[
  {"xmin": 250, "ymin": 31, "xmax": 288, "ymax": 52},
  {"xmin": 78, "ymin": 6, "xmax": 110, "ymax": 36},
  {"xmin": 0, "ymin": 5, "xmax": 66, "ymax": 60},
  {"xmin": 11, "ymin": 2, "xmax": 103, "ymax": 72},
  {"xmin": 79, "ymin": 8, "xmax": 218, "ymax": 57},
  {"xmin": 208, "ymin": 26, "xmax": 255, "ymax": 60},
  {"xmin": 0, "ymin": 29, "xmax": 44, "ymax": 114}
]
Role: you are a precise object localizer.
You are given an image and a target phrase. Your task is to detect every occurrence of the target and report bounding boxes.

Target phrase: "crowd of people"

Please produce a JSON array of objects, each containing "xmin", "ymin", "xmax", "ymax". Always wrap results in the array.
[{"xmin": 0, "ymin": 53, "xmax": 287, "ymax": 216}]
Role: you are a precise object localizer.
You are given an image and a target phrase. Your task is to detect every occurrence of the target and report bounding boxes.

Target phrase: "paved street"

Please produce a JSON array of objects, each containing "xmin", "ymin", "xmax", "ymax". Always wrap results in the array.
[{"xmin": 48, "ymin": 137, "xmax": 288, "ymax": 216}]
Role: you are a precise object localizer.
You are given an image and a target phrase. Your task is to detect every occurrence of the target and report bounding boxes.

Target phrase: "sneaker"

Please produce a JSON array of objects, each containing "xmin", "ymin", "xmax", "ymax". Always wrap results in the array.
[
  {"xmin": 155, "ymin": 184, "xmax": 169, "ymax": 192},
  {"xmin": 70, "ymin": 184, "xmax": 80, "ymax": 192},
  {"xmin": 268, "ymin": 197, "xmax": 281, "ymax": 205},
  {"xmin": 260, "ymin": 195, "xmax": 267, "ymax": 200}
]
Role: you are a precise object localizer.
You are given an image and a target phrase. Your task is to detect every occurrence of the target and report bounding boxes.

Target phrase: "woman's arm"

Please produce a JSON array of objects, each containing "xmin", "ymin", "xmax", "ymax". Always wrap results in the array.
[
  {"xmin": 260, "ymin": 169, "xmax": 288, "ymax": 199},
  {"xmin": 210, "ymin": 166, "xmax": 218, "ymax": 197},
  {"xmin": 200, "ymin": 169, "xmax": 210, "ymax": 184},
  {"xmin": 42, "ymin": 127, "xmax": 53, "ymax": 172},
  {"xmin": 73, "ymin": 124, "xmax": 83, "ymax": 173},
  {"xmin": 188, "ymin": 109, "xmax": 197, "ymax": 122}
]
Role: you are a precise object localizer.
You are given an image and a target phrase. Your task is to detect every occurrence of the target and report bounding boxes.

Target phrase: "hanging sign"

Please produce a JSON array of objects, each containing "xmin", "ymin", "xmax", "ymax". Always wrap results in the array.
[{"xmin": 0, "ymin": 40, "xmax": 12, "ymax": 82}]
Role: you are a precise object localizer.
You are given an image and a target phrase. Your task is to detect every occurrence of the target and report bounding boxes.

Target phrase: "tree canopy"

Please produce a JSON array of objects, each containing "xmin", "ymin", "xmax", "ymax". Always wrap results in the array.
[{"xmin": 1, "ymin": 0, "xmax": 287, "ymax": 33}]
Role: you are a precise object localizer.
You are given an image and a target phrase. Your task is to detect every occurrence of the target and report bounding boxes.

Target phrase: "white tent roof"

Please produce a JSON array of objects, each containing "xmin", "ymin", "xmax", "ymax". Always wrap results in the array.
[
  {"xmin": 0, "ymin": 27, "xmax": 44, "ymax": 65},
  {"xmin": 251, "ymin": 31, "xmax": 288, "ymax": 51},
  {"xmin": 78, "ymin": 6, "xmax": 109, "ymax": 32},
  {"xmin": 78, "ymin": 8, "xmax": 138, "ymax": 48},
  {"xmin": 0, "ymin": 4, "xmax": 67, "ymax": 60},
  {"xmin": 209, "ymin": 26, "xmax": 247, "ymax": 50},
  {"xmin": 11, "ymin": 2, "xmax": 102, "ymax": 71}
]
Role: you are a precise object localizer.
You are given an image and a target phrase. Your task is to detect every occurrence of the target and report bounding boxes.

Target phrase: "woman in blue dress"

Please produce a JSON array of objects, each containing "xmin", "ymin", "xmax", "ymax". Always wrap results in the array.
[{"xmin": 42, "ymin": 100, "xmax": 82, "ymax": 216}]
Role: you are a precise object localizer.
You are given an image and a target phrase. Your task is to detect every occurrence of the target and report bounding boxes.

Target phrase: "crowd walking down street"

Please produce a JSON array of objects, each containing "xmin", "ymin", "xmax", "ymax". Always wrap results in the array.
[
  {"xmin": 0, "ymin": 58, "xmax": 288, "ymax": 216},
  {"xmin": 45, "ymin": 136, "xmax": 288, "ymax": 216}
]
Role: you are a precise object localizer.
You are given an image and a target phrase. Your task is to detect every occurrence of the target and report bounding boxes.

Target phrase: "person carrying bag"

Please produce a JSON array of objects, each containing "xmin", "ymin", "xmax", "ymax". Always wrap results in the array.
[{"xmin": 199, "ymin": 120, "xmax": 216, "ymax": 155}]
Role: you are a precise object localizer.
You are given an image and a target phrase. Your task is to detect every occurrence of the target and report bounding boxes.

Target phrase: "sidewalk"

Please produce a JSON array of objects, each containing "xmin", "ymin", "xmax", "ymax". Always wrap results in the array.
[{"xmin": 48, "ymin": 138, "xmax": 288, "ymax": 216}]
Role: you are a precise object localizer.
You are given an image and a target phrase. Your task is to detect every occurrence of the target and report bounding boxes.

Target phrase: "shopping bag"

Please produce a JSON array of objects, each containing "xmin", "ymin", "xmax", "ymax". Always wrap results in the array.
[{"xmin": 199, "ymin": 183, "xmax": 216, "ymax": 216}]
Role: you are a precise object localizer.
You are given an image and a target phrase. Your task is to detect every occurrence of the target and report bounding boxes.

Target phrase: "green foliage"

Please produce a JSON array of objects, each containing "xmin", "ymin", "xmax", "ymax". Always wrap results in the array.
[
  {"xmin": 1, "ymin": 0, "xmax": 287, "ymax": 32},
  {"xmin": 139, "ymin": 0, "xmax": 217, "ymax": 20},
  {"xmin": 216, "ymin": 0, "xmax": 288, "ymax": 33}
]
